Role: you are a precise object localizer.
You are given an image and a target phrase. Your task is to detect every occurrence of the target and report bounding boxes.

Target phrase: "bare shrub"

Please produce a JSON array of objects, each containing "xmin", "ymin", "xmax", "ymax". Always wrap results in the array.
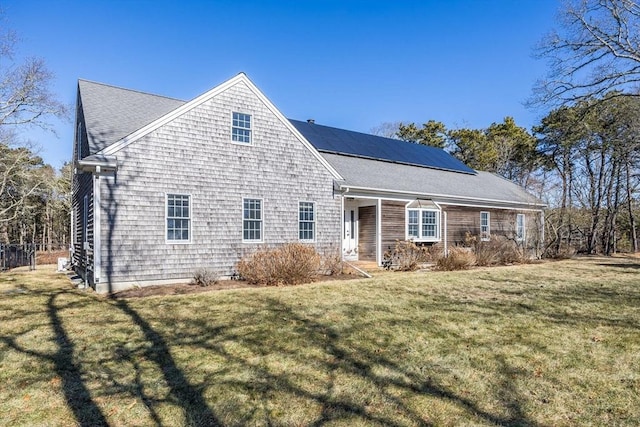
[
  {"xmin": 465, "ymin": 232, "xmax": 524, "ymax": 266},
  {"xmin": 191, "ymin": 268, "xmax": 219, "ymax": 287},
  {"xmin": 320, "ymin": 250, "xmax": 344, "ymax": 276},
  {"xmin": 435, "ymin": 247, "xmax": 476, "ymax": 271},
  {"xmin": 236, "ymin": 243, "xmax": 321, "ymax": 285},
  {"xmin": 387, "ymin": 240, "xmax": 432, "ymax": 271}
]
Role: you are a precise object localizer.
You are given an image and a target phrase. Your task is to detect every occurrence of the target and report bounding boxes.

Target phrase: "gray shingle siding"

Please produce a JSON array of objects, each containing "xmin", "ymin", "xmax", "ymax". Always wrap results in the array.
[
  {"xmin": 71, "ymin": 173, "xmax": 94, "ymax": 283},
  {"xmin": 97, "ymin": 80, "xmax": 340, "ymax": 288},
  {"xmin": 71, "ymin": 89, "xmax": 96, "ymax": 283}
]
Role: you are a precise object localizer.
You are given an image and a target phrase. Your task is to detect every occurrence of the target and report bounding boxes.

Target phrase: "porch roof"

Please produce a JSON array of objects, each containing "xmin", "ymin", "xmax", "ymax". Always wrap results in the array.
[{"xmin": 322, "ymin": 153, "xmax": 545, "ymax": 209}]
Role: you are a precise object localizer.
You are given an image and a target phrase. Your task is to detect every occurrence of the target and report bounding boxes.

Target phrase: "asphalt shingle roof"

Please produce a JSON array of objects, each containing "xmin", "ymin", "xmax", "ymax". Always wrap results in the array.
[
  {"xmin": 321, "ymin": 153, "xmax": 543, "ymax": 207},
  {"xmin": 78, "ymin": 80, "xmax": 186, "ymax": 155},
  {"xmin": 75, "ymin": 79, "xmax": 543, "ymax": 207}
]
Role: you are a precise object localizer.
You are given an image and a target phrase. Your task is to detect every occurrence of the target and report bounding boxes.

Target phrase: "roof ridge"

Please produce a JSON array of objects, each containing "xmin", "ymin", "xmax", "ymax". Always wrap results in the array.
[{"xmin": 78, "ymin": 78, "xmax": 186, "ymax": 103}]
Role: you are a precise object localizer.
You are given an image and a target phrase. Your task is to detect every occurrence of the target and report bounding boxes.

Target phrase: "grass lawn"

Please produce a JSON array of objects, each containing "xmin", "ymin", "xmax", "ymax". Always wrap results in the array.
[{"xmin": 1, "ymin": 257, "xmax": 639, "ymax": 426}]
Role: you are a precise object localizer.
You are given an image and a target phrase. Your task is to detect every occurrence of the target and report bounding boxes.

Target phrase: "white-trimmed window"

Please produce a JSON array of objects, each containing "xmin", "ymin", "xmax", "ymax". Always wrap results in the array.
[
  {"xmin": 166, "ymin": 194, "xmax": 190, "ymax": 242},
  {"xmin": 243, "ymin": 198, "xmax": 262, "ymax": 241},
  {"xmin": 516, "ymin": 213, "xmax": 525, "ymax": 242},
  {"xmin": 232, "ymin": 112, "xmax": 251, "ymax": 143},
  {"xmin": 406, "ymin": 200, "xmax": 441, "ymax": 242},
  {"xmin": 480, "ymin": 211, "xmax": 490, "ymax": 241},
  {"xmin": 299, "ymin": 201, "xmax": 315, "ymax": 241}
]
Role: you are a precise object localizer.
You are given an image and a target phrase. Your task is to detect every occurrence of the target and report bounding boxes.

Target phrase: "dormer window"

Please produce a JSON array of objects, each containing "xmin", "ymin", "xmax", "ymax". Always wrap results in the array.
[{"xmin": 232, "ymin": 112, "xmax": 251, "ymax": 144}]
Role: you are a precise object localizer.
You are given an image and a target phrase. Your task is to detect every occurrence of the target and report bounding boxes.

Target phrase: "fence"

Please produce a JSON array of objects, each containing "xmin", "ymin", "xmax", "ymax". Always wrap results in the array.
[{"xmin": 0, "ymin": 244, "xmax": 36, "ymax": 270}]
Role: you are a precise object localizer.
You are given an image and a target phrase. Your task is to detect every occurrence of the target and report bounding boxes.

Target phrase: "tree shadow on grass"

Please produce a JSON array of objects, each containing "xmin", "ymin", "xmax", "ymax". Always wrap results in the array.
[
  {"xmin": 112, "ymin": 299, "xmax": 222, "ymax": 426},
  {"xmin": 166, "ymin": 296, "xmax": 545, "ymax": 426},
  {"xmin": 1, "ymin": 289, "xmax": 109, "ymax": 427},
  {"xmin": 2, "ymin": 284, "xmax": 223, "ymax": 426}
]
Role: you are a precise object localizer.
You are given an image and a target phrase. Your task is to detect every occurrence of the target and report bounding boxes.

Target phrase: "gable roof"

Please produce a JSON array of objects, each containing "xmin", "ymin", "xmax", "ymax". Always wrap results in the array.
[
  {"xmin": 290, "ymin": 119, "xmax": 476, "ymax": 175},
  {"xmin": 78, "ymin": 80, "xmax": 186, "ymax": 155},
  {"xmin": 322, "ymin": 153, "xmax": 544, "ymax": 208},
  {"xmin": 77, "ymin": 74, "xmax": 342, "ymax": 180},
  {"xmin": 75, "ymin": 75, "xmax": 543, "ymax": 208}
]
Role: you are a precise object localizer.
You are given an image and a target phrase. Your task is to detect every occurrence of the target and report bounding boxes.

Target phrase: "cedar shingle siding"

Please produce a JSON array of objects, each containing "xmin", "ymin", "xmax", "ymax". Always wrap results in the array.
[
  {"xmin": 443, "ymin": 206, "xmax": 541, "ymax": 250},
  {"xmin": 84, "ymin": 80, "xmax": 340, "ymax": 291},
  {"xmin": 381, "ymin": 200, "xmax": 406, "ymax": 252},
  {"xmin": 71, "ymin": 96, "xmax": 95, "ymax": 284},
  {"xmin": 358, "ymin": 206, "xmax": 376, "ymax": 261}
]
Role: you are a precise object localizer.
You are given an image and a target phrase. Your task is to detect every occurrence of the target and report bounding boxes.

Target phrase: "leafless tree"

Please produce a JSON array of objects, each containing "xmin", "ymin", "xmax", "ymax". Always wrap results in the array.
[
  {"xmin": 0, "ymin": 12, "xmax": 67, "ymax": 243},
  {"xmin": 0, "ymin": 17, "xmax": 66, "ymax": 129},
  {"xmin": 370, "ymin": 121, "xmax": 402, "ymax": 139},
  {"xmin": 533, "ymin": 0, "xmax": 640, "ymax": 106}
]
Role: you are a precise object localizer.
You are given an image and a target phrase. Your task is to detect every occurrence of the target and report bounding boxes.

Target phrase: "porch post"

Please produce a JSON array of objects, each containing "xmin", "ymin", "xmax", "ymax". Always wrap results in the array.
[
  {"xmin": 340, "ymin": 195, "xmax": 344, "ymax": 261},
  {"xmin": 376, "ymin": 198, "xmax": 382, "ymax": 266}
]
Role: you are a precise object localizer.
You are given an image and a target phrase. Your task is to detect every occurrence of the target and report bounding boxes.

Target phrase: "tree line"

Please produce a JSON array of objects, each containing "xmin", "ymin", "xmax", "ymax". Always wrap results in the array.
[{"xmin": 0, "ymin": 15, "xmax": 69, "ymax": 250}]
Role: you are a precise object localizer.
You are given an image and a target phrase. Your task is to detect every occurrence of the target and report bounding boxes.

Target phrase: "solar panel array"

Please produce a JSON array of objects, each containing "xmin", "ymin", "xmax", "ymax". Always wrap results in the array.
[{"xmin": 289, "ymin": 119, "xmax": 476, "ymax": 175}]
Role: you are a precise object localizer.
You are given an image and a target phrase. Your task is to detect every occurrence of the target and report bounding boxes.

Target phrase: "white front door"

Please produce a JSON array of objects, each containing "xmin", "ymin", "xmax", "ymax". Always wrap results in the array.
[{"xmin": 343, "ymin": 205, "xmax": 358, "ymax": 260}]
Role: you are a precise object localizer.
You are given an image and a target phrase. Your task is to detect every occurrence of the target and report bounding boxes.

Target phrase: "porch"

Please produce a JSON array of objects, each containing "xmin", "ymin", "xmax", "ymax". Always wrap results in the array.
[{"xmin": 341, "ymin": 197, "xmax": 411, "ymax": 266}]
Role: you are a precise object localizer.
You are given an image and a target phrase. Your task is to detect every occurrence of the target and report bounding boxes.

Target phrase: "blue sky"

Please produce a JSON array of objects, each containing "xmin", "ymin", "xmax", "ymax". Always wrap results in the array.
[{"xmin": 5, "ymin": 0, "xmax": 559, "ymax": 168}]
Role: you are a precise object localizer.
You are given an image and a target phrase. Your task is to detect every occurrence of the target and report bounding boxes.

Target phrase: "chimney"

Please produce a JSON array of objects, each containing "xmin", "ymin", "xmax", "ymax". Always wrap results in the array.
[{"xmin": 307, "ymin": 119, "xmax": 315, "ymax": 124}]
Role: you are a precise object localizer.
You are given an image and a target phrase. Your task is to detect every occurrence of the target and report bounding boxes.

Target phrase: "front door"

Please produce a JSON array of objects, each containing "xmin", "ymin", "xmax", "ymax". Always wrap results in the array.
[{"xmin": 343, "ymin": 205, "xmax": 358, "ymax": 260}]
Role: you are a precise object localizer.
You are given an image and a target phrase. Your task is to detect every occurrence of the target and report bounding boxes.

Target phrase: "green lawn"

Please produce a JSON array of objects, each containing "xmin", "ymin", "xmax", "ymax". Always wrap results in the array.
[{"xmin": 1, "ymin": 257, "xmax": 639, "ymax": 426}]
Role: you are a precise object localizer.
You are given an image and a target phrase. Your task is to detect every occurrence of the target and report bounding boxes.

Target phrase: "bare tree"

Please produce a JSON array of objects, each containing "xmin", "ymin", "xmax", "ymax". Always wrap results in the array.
[
  {"xmin": 0, "ymin": 16, "xmax": 66, "ymax": 129},
  {"xmin": 0, "ymin": 142, "xmax": 45, "ymax": 220},
  {"xmin": 370, "ymin": 122, "xmax": 402, "ymax": 139},
  {"xmin": 533, "ymin": 0, "xmax": 640, "ymax": 106},
  {"xmin": 0, "ymin": 12, "xmax": 67, "ymax": 242}
]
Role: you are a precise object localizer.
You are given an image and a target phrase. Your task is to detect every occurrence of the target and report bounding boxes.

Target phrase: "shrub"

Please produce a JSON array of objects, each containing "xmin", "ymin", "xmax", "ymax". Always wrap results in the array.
[
  {"xmin": 465, "ymin": 232, "xmax": 524, "ymax": 266},
  {"xmin": 236, "ymin": 243, "xmax": 321, "ymax": 285},
  {"xmin": 435, "ymin": 247, "xmax": 476, "ymax": 271},
  {"xmin": 320, "ymin": 250, "xmax": 344, "ymax": 276},
  {"xmin": 385, "ymin": 240, "xmax": 432, "ymax": 271},
  {"xmin": 191, "ymin": 268, "xmax": 219, "ymax": 287}
]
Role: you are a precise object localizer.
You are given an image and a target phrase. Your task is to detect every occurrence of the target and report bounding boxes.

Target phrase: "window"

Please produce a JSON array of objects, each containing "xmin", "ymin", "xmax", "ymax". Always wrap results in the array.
[
  {"xmin": 232, "ymin": 112, "xmax": 251, "ymax": 143},
  {"xmin": 243, "ymin": 198, "xmax": 262, "ymax": 241},
  {"xmin": 407, "ymin": 208, "xmax": 440, "ymax": 241},
  {"xmin": 299, "ymin": 202, "xmax": 315, "ymax": 241},
  {"xmin": 480, "ymin": 211, "xmax": 490, "ymax": 241},
  {"xmin": 408, "ymin": 210, "xmax": 419, "ymax": 238},
  {"xmin": 516, "ymin": 213, "xmax": 525, "ymax": 242},
  {"xmin": 167, "ymin": 194, "xmax": 190, "ymax": 242}
]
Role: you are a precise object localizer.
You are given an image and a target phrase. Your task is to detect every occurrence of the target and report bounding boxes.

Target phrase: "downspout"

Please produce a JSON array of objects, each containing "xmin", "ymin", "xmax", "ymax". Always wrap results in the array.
[
  {"xmin": 93, "ymin": 166, "xmax": 101, "ymax": 286},
  {"xmin": 340, "ymin": 191, "xmax": 345, "ymax": 261},
  {"xmin": 443, "ymin": 211, "xmax": 448, "ymax": 256}
]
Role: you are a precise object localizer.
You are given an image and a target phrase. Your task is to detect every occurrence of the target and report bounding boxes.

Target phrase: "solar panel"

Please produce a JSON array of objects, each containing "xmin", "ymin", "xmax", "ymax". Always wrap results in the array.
[{"xmin": 289, "ymin": 119, "xmax": 476, "ymax": 175}]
